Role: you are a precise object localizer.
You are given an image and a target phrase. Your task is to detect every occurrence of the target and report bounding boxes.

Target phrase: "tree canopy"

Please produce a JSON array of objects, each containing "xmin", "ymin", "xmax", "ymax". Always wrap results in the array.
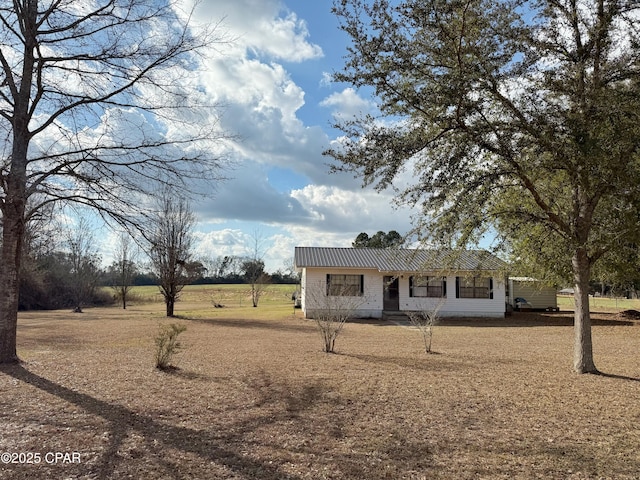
[
  {"xmin": 328, "ymin": 0, "xmax": 640, "ymax": 373},
  {"xmin": 352, "ymin": 230, "xmax": 403, "ymax": 248}
]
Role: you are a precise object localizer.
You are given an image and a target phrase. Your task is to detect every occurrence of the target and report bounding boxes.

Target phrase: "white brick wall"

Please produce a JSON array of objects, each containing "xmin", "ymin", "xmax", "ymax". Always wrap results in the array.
[
  {"xmin": 399, "ymin": 275, "xmax": 506, "ymax": 317},
  {"xmin": 302, "ymin": 268, "xmax": 383, "ymax": 318},
  {"xmin": 301, "ymin": 268, "xmax": 506, "ymax": 318}
]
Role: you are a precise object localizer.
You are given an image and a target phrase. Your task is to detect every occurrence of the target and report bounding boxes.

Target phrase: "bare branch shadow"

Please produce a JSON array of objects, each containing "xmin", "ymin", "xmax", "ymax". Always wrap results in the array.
[
  {"xmin": 0, "ymin": 364, "xmax": 303, "ymax": 480},
  {"xmin": 177, "ymin": 315, "xmax": 316, "ymax": 334}
]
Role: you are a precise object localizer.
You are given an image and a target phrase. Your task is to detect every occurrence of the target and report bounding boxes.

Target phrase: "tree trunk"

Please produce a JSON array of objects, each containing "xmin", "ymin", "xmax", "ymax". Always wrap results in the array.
[
  {"xmin": 1, "ymin": 1, "xmax": 34, "ymax": 364},
  {"xmin": 0, "ymin": 211, "xmax": 24, "ymax": 364},
  {"xmin": 166, "ymin": 297, "xmax": 175, "ymax": 317},
  {"xmin": 572, "ymin": 248, "xmax": 598, "ymax": 374}
]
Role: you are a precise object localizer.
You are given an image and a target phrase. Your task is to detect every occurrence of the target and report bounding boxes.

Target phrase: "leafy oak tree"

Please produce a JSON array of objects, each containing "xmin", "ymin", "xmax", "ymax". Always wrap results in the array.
[
  {"xmin": 0, "ymin": 1, "xmax": 229, "ymax": 363},
  {"xmin": 328, "ymin": 0, "xmax": 640, "ymax": 373}
]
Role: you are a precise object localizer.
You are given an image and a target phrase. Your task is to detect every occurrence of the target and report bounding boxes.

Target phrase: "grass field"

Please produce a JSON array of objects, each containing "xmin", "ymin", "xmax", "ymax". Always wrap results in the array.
[
  {"xmin": 556, "ymin": 293, "xmax": 640, "ymax": 312},
  {"xmin": 1, "ymin": 286, "xmax": 639, "ymax": 479},
  {"xmin": 123, "ymin": 284, "xmax": 300, "ymax": 320}
]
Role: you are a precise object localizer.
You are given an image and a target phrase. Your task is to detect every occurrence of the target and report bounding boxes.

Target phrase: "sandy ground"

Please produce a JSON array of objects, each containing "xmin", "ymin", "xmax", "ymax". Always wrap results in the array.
[{"xmin": 0, "ymin": 302, "xmax": 639, "ymax": 479}]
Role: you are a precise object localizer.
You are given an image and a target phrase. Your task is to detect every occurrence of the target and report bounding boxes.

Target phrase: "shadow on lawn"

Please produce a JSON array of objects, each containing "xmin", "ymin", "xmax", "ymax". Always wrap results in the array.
[
  {"xmin": 178, "ymin": 315, "xmax": 316, "ymax": 333},
  {"xmin": 595, "ymin": 371, "xmax": 640, "ymax": 382},
  {"xmin": 439, "ymin": 314, "xmax": 635, "ymax": 327},
  {"xmin": 1, "ymin": 364, "xmax": 438, "ymax": 479},
  {"xmin": 0, "ymin": 364, "xmax": 305, "ymax": 480},
  {"xmin": 358, "ymin": 312, "xmax": 635, "ymax": 328},
  {"xmin": 341, "ymin": 352, "xmax": 464, "ymax": 373}
]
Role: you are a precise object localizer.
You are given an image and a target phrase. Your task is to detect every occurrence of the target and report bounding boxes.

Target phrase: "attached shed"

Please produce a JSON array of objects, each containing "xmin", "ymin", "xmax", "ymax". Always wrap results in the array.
[{"xmin": 508, "ymin": 277, "xmax": 558, "ymax": 311}]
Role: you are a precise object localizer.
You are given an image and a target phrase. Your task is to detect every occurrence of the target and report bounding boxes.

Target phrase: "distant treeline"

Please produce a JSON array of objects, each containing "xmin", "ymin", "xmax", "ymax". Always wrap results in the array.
[
  {"xmin": 190, "ymin": 273, "xmax": 299, "ymax": 286},
  {"xmin": 19, "ymin": 251, "xmax": 299, "ymax": 311}
]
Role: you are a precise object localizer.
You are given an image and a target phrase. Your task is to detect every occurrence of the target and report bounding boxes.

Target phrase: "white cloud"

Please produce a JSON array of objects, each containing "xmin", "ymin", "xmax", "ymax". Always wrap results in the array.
[
  {"xmin": 194, "ymin": 229, "xmax": 253, "ymax": 259},
  {"xmin": 264, "ymin": 233, "xmax": 297, "ymax": 271},
  {"xmin": 320, "ymin": 71, "xmax": 333, "ymax": 87},
  {"xmin": 190, "ymin": 0, "xmax": 322, "ymax": 63},
  {"xmin": 169, "ymin": 0, "xmax": 416, "ymax": 274},
  {"xmin": 320, "ymin": 87, "xmax": 372, "ymax": 120},
  {"xmin": 290, "ymin": 184, "xmax": 412, "ymax": 234},
  {"xmin": 192, "ymin": 160, "xmax": 311, "ymax": 224}
]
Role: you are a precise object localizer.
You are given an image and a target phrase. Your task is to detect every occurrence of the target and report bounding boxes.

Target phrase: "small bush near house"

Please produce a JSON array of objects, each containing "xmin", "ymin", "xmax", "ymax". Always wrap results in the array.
[
  {"xmin": 406, "ymin": 298, "xmax": 445, "ymax": 354},
  {"xmin": 307, "ymin": 281, "xmax": 364, "ymax": 353},
  {"xmin": 314, "ymin": 308, "xmax": 350, "ymax": 354},
  {"xmin": 154, "ymin": 323, "xmax": 187, "ymax": 370}
]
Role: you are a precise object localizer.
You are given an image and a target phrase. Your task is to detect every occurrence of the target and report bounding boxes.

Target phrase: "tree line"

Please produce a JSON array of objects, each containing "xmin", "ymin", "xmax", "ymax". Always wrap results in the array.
[
  {"xmin": 16, "ymin": 204, "xmax": 297, "ymax": 313},
  {"xmin": 19, "ymin": 246, "xmax": 298, "ymax": 312}
]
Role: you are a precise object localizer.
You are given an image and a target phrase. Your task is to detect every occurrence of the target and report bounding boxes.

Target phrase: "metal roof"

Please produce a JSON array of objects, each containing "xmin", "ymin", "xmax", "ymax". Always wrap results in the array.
[{"xmin": 294, "ymin": 247, "xmax": 507, "ymax": 272}]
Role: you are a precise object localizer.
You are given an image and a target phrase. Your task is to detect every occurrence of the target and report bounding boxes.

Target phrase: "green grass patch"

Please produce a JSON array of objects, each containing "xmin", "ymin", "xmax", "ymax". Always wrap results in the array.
[
  {"xmin": 557, "ymin": 294, "xmax": 640, "ymax": 312},
  {"xmin": 117, "ymin": 284, "xmax": 300, "ymax": 321}
]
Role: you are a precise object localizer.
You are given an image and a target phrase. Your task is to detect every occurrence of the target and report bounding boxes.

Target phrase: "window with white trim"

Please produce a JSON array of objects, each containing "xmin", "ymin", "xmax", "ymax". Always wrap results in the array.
[
  {"xmin": 409, "ymin": 276, "xmax": 446, "ymax": 298},
  {"xmin": 326, "ymin": 274, "xmax": 363, "ymax": 296},
  {"xmin": 456, "ymin": 276, "xmax": 493, "ymax": 299}
]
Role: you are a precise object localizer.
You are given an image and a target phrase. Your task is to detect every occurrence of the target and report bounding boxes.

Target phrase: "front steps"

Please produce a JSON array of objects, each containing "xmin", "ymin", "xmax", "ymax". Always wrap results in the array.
[{"xmin": 382, "ymin": 310, "xmax": 409, "ymax": 322}]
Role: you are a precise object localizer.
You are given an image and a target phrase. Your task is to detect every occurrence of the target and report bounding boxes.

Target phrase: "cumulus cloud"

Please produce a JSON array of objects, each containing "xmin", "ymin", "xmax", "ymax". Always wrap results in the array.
[
  {"xmin": 320, "ymin": 87, "xmax": 373, "ymax": 120},
  {"xmin": 190, "ymin": 0, "xmax": 322, "ymax": 62},
  {"xmin": 193, "ymin": 229, "xmax": 253, "ymax": 259},
  {"xmin": 193, "ymin": 161, "xmax": 312, "ymax": 224},
  {"xmin": 290, "ymin": 184, "xmax": 412, "ymax": 234},
  {"xmin": 320, "ymin": 71, "xmax": 333, "ymax": 87},
  {"xmin": 169, "ymin": 0, "xmax": 417, "ymax": 272}
]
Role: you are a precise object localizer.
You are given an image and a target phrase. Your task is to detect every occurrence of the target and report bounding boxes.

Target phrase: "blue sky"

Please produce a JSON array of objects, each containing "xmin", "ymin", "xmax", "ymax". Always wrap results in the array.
[{"xmin": 96, "ymin": 0, "xmax": 417, "ymax": 272}]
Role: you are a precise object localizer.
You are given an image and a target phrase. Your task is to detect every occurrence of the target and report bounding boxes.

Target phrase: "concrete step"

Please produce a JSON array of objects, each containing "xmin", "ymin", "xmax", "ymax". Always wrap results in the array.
[{"xmin": 382, "ymin": 311, "xmax": 409, "ymax": 322}]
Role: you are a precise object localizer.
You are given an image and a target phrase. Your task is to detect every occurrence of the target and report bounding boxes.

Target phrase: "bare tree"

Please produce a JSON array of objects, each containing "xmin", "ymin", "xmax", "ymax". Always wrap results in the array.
[
  {"xmin": 305, "ymin": 280, "xmax": 364, "ymax": 353},
  {"xmin": 406, "ymin": 298, "xmax": 446, "ymax": 354},
  {"xmin": 243, "ymin": 230, "xmax": 270, "ymax": 307},
  {"xmin": 110, "ymin": 233, "xmax": 138, "ymax": 310},
  {"xmin": 63, "ymin": 216, "xmax": 102, "ymax": 313},
  {"xmin": 0, "ymin": 1, "xmax": 229, "ymax": 362},
  {"xmin": 147, "ymin": 194, "xmax": 196, "ymax": 317}
]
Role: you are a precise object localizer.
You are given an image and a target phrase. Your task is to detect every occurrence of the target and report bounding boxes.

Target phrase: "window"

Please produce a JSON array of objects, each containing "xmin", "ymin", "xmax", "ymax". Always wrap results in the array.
[
  {"xmin": 456, "ymin": 277, "xmax": 493, "ymax": 299},
  {"xmin": 410, "ymin": 276, "xmax": 446, "ymax": 298},
  {"xmin": 326, "ymin": 274, "xmax": 363, "ymax": 296}
]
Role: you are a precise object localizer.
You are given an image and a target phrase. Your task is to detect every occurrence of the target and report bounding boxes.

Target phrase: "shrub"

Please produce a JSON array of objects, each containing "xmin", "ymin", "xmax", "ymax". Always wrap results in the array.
[
  {"xmin": 406, "ymin": 298, "xmax": 445, "ymax": 354},
  {"xmin": 306, "ymin": 281, "xmax": 364, "ymax": 353},
  {"xmin": 314, "ymin": 308, "xmax": 351, "ymax": 353},
  {"xmin": 154, "ymin": 323, "xmax": 187, "ymax": 370}
]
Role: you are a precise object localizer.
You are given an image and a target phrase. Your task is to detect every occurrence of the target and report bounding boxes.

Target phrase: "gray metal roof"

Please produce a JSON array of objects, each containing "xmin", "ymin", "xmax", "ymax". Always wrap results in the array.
[{"xmin": 294, "ymin": 247, "xmax": 507, "ymax": 272}]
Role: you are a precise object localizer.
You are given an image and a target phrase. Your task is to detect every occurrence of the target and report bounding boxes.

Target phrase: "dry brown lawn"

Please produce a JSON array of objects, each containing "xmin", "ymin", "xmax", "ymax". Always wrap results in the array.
[{"xmin": 1, "ymin": 287, "xmax": 639, "ymax": 479}]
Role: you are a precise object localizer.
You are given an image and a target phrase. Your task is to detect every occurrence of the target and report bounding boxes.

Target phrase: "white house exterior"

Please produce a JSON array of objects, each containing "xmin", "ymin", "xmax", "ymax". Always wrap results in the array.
[{"xmin": 294, "ymin": 247, "xmax": 508, "ymax": 319}]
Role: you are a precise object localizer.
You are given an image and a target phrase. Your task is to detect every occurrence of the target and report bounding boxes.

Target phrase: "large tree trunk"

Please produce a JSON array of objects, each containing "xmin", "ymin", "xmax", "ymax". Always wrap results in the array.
[
  {"xmin": 0, "ymin": 210, "xmax": 24, "ymax": 364},
  {"xmin": 572, "ymin": 248, "xmax": 598, "ymax": 374},
  {"xmin": 0, "ymin": 0, "xmax": 34, "ymax": 364}
]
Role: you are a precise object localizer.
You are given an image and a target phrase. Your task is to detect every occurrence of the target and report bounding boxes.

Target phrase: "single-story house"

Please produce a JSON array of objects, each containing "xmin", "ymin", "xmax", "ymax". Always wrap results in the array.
[
  {"xmin": 294, "ymin": 247, "xmax": 508, "ymax": 319},
  {"xmin": 507, "ymin": 277, "xmax": 558, "ymax": 311}
]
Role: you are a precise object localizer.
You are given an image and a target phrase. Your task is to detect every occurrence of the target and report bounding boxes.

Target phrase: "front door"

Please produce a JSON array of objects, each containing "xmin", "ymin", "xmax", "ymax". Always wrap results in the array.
[{"xmin": 383, "ymin": 276, "xmax": 399, "ymax": 311}]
